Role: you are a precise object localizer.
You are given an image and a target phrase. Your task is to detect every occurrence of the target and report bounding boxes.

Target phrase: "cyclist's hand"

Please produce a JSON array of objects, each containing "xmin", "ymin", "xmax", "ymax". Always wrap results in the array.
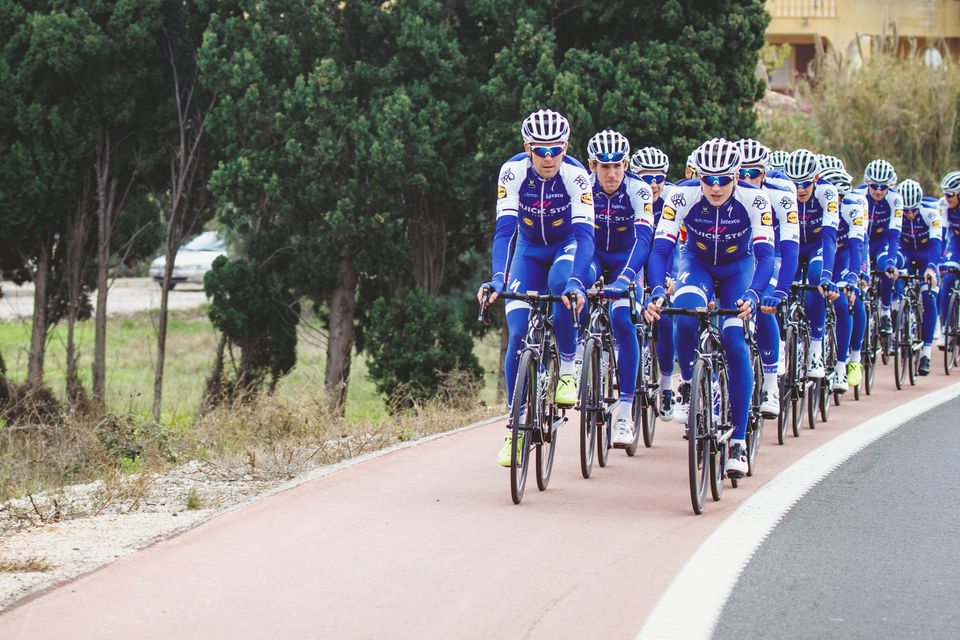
[
  {"xmin": 562, "ymin": 283, "xmax": 585, "ymax": 314},
  {"xmin": 885, "ymin": 266, "xmax": 899, "ymax": 281},
  {"xmin": 925, "ymin": 268, "xmax": 939, "ymax": 288},
  {"xmin": 665, "ymin": 277, "xmax": 676, "ymax": 296},
  {"xmin": 736, "ymin": 297, "xmax": 754, "ymax": 320},
  {"xmin": 644, "ymin": 297, "xmax": 664, "ymax": 322},
  {"xmin": 759, "ymin": 293, "xmax": 780, "ymax": 315},
  {"xmin": 478, "ymin": 279, "xmax": 503, "ymax": 305},
  {"xmin": 602, "ymin": 276, "xmax": 630, "ymax": 300}
]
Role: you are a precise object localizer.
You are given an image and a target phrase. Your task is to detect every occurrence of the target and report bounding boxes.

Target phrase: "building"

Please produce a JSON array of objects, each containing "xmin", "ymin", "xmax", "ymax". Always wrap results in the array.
[{"xmin": 765, "ymin": 0, "xmax": 960, "ymax": 89}]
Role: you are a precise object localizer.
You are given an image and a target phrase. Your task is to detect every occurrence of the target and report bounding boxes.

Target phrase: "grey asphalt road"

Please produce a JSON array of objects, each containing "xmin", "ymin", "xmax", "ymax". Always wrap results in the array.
[{"xmin": 714, "ymin": 395, "xmax": 960, "ymax": 640}]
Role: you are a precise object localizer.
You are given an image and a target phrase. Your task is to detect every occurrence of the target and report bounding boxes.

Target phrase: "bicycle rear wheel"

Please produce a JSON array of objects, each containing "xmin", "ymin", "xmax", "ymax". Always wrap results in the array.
[
  {"xmin": 746, "ymin": 347, "xmax": 763, "ymax": 476},
  {"xmin": 688, "ymin": 359, "xmax": 711, "ymax": 515},
  {"xmin": 510, "ymin": 350, "xmax": 536, "ymax": 504},
  {"xmin": 946, "ymin": 293, "xmax": 960, "ymax": 374},
  {"xmin": 820, "ymin": 330, "xmax": 836, "ymax": 421},
  {"xmin": 578, "ymin": 339, "xmax": 599, "ymax": 479},
  {"xmin": 535, "ymin": 347, "xmax": 560, "ymax": 491},
  {"xmin": 807, "ymin": 378, "xmax": 818, "ymax": 430},
  {"xmin": 637, "ymin": 336, "xmax": 660, "ymax": 451},
  {"xmin": 596, "ymin": 343, "xmax": 614, "ymax": 468},
  {"xmin": 777, "ymin": 326, "xmax": 795, "ymax": 445},
  {"xmin": 908, "ymin": 305, "xmax": 921, "ymax": 386},
  {"xmin": 865, "ymin": 311, "xmax": 879, "ymax": 394},
  {"xmin": 894, "ymin": 309, "xmax": 908, "ymax": 390}
]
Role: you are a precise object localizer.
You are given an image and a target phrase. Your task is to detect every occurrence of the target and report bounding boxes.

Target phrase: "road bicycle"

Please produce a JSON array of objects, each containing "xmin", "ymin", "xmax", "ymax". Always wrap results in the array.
[
  {"xmin": 660, "ymin": 306, "xmax": 742, "ymax": 515},
  {"xmin": 744, "ymin": 316, "xmax": 763, "ymax": 476},
  {"xmin": 792, "ymin": 283, "xmax": 826, "ymax": 431},
  {"xmin": 630, "ymin": 285, "xmax": 660, "ymax": 451},
  {"xmin": 940, "ymin": 266, "xmax": 960, "ymax": 374},
  {"xmin": 578, "ymin": 289, "xmax": 620, "ymax": 478},
  {"xmin": 479, "ymin": 290, "xmax": 576, "ymax": 504},
  {"xmin": 891, "ymin": 273, "xmax": 925, "ymax": 389},
  {"xmin": 861, "ymin": 274, "xmax": 885, "ymax": 395},
  {"xmin": 777, "ymin": 284, "xmax": 811, "ymax": 442}
]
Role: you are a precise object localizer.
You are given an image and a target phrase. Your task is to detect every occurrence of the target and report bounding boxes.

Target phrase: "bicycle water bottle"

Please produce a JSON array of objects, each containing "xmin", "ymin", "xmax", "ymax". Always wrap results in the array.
[{"xmin": 711, "ymin": 373, "xmax": 721, "ymax": 422}]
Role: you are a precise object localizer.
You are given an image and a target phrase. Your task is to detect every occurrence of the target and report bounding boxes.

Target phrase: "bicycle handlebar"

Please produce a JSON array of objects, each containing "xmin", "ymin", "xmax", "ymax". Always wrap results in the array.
[
  {"xmin": 477, "ymin": 288, "xmax": 580, "ymax": 332},
  {"xmin": 659, "ymin": 306, "xmax": 742, "ymax": 318}
]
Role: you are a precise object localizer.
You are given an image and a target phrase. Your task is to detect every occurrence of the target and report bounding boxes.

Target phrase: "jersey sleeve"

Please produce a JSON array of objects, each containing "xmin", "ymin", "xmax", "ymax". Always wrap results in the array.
[
  {"xmin": 647, "ymin": 185, "xmax": 687, "ymax": 299},
  {"xmin": 744, "ymin": 189, "xmax": 775, "ymax": 305},
  {"xmin": 817, "ymin": 184, "xmax": 840, "ymax": 281},
  {"xmin": 561, "ymin": 163, "xmax": 597, "ymax": 290},
  {"xmin": 491, "ymin": 160, "xmax": 523, "ymax": 285}
]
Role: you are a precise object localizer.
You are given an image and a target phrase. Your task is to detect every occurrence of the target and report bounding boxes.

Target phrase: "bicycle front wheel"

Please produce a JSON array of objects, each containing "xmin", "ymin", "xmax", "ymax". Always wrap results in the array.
[
  {"xmin": 777, "ymin": 326, "xmax": 795, "ymax": 445},
  {"xmin": 639, "ymin": 336, "xmax": 660, "ymax": 451},
  {"xmin": 596, "ymin": 342, "xmax": 614, "ymax": 468},
  {"xmin": 578, "ymin": 339, "xmax": 599, "ymax": 479},
  {"xmin": 893, "ymin": 309, "xmax": 908, "ymax": 390},
  {"xmin": 688, "ymin": 359, "xmax": 712, "ymax": 515},
  {"xmin": 946, "ymin": 293, "xmax": 960, "ymax": 374},
  {"xmin": 746, "ymin": 347, "xmax": 763, "ymax": 476},
  {"xmin": 536, "ymin": 346, "xmax": 560, "ymax": 491},
  {"xmin": 865, "ymin": 311, "xmax": 879, "ymax": 394},
  {"xmin": 510, "ymin": 350, "xmax": 536, "ymax": 504}
]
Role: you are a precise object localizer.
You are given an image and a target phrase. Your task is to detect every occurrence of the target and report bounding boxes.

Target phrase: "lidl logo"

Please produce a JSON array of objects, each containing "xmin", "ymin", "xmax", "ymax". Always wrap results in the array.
[
  {"xmin": 663, "ymin": 206, "xmax": 676, "ymax": 221},
  {"xmin": 645, "ymin": 203, "xmax": 653, "ymax": 215},
  {"xmin": 853, "ymin": 217, "xmax": 863, "ymax": 226},
  {"xmin": 761, "ymin": 212, "xmax": 772, "ymax": 226},
  {"xmin": 581, "ymin": 193, "xmax": 593, "ymax": 205},
  {"xmin": 787, "ymin": 211, "xmax": 798, "ymax": 224},
  {"xmin": 895, "ymin": 208, "xmax": 903, "ymax": 218},
  {"xmin": 827, "ymin": 201, "xmax": 838, "ymax": 212},
  {"xmin": 497, "ymin": 185, "xmax": 507, "ymax": 199}
]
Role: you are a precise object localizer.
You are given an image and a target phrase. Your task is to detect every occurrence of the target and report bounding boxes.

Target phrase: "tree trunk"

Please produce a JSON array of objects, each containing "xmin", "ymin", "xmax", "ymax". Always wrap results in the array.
[
  {"xmin": 26, "ymin": 243, "xmax": 51, "ymax": 386},
  {"xmin": 324, "ymin": 251, "xmax": 357, "ymax": 414},
  {"xmin": 92, "ymin": 134, "xmax": 118, "ymax": 406},
  {"xmin": 410, "ymin": 200, "xmax": 446, "ymax": 296},
  {"xmin": 65, "ymin": 185, "xmax": 92, "ymax": 405},
  {"xmin": 153, "ymin": 232, "xmax": 181, "ymax": 421}
]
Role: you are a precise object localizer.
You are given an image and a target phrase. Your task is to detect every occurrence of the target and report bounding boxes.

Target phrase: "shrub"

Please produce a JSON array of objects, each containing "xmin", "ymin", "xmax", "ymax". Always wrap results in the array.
[{"xmin": 364, "ymin": 288, "xmax": 482, "ymax": 413}]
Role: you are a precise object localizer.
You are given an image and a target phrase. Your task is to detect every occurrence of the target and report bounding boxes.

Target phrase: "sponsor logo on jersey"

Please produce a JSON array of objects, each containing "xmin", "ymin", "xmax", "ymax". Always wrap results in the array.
[
  {"xmin": 617, "ymin": 226, "xmax": 628, "ymax": 232},
  {"xmin": 550, "ymin": 219, "xmax": 562, "ymax": 227},
  {"xmin": 895, "ymin": 208, "xmax": 903, "ymax": 217},
  {"xmin": 827, "ymin": 201, "xmax": 838, "ymax": 213},
  {"xmin": 573, "ymin": 175, "xmax": 590, "ymax": 191},
  {"xmin": 726, "ymin": 245, "xmax": 738, "ymax": 253},
  {"xmin": 853, "ymin": 217, "xmax": 863, "ymax": 226},
  {"xmin": 813, "ymin": 226, "xmax": 822, "ymax": 233},
  {"xmin": 497, "ymin": 185, "xmax": 507, "ymax": 199},
  {"xmin": 527, "ymin": 179, "xmax": 537, "ymax": 189},
  {"xmin": 501, "ymin": 168, "xmax": 515, "ymax": 184},
  {"xmin": 644, "ymin": 203, "xmax": 653, "ymax": 215},
  {"xmin": 581, "ymin": 193, "xmax": 593, "ymax": 205},
  {"xmin": 523, "ymin": 217, "xmax": 534, "ymax": 226},
  {"xmin": 761, "ymin": 212, "xmax": 772, "ymax": 225},
  {"xmin": 921, "ymin": 238, "xmax": 929, "ymax": 243},
  {"xmin": 875, "ymin": 225, "xmax": 885, "ymax": 233},
  {"xmin": 696, "ymin": 241, "xmax": 707, "ymax": 250},
  {"xmin": 787, "ymin": 211, "xmax": 798, "ymax": 223},
  {"xmin": 753, "ymin": 196, "xmax": 768, "ymax": 210},
  {"xmin": 671, "ymin": 193, "xmax": 687, "ymax": 208},
  {"xmin": 663, "ymin": 206, "xmax": 676, "ymax": 221},
  {"xmin": 934, "ymin": 219, "xmax": 941, "ymax": 227},
  {"xmin": 780, "ymin": 196, "xmax": 793, "ymax": 210}
]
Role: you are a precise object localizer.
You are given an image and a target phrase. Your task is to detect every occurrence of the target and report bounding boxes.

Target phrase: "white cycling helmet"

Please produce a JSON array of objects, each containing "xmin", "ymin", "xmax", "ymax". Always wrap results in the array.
[
  {"xmin": 863, "ymin": 159, "xmax": 896, "ymax": 186},
  {"xmin": 630, "ymin": 146, "xmax": 669, "ymax": 173},
  {"xmin": 694, "ymin": 137, "xmax": 741, "ymax": 177},
  {"xmin": 941, "ymin": 171, "xmax": 960, "ymax": 196},
  {"xmin": 686, "ymin": 150, "xmax": 698, "ymax": 170},
  {"xmin": 784, "ymin": 149, "xmax": 820, "ymax": 182},
  {"xmin": 736, "ymin": 138, "xmax": 770, "ymax": 168},
  {"xmin": 521, "ymin": 109, "xmax": 571, "ymax": 144},
  {"xmin": 818, "ymin": 167, "xmax": 853, "ymax": 196},
  {"xmin": 768, "ymin": 149, "xmax": 789, "ymax": 172},
  {"xmin": 897, "ymin": 179, "xmax": 923, "ymax": 209},
  {"xmin": 816, "ymin": 154, "xmax": 845, "ymax": 172},
  {"xmin": 586, "ymin": 130, "xmax": 630, "ymax": 163}
]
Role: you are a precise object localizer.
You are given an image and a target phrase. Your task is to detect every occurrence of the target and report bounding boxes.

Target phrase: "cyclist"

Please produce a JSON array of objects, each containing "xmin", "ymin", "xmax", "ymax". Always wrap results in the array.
[
  {"xmin": 854, "ymin": 159, "xmax": 903, "ymax": 334},
  {"xmin": 736, "ymin": 138, "xmax": 799, "ymax": 417},
  {"xmin": 784, "ymin": 149, "xmax": 841, "ymax": 379},
  {"xmin": 937, "ymin": 171, "xmax": 960, "ymax": 344},
  {"xmin": 685, "ymin": 151, "xmax": 698, "ymax": 180},
  {"xmin": 479, "ymin": 109, "xmax": 595, "ymax": 466},
  {"xmin": 819, "ymin": 167, "xmax": 868, "ymax": 391},
  {"xmin": 894, "ymin": 179, "xmax": 942, "ymax": 376},
  {"xmin": 585, "ymin": 130, "xmax": 655, "ymax": 445},
  {"xmin": 644, "ymin": 137, "xmax": 775, "ymax": 479},
  {"xmin": 631, "ymin": 146, "xmax": 680, "ymax": 419},
  {"xmin": 768, "ymin": 149, "xmax": 789, "ymax": 174}
]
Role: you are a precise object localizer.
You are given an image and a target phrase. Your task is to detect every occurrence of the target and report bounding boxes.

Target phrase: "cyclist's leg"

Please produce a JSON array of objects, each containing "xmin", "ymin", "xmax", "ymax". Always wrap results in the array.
[
  {"xmin": 848, "ymin": 287, "xmax": 866, "ymax": 383},
  {"xmin": 655, "ymin": 258, "xmax": 678, "ymax": 416},
  {"xmin": 755, "ymin": 258, "xmax": 781, "ymax": 409},
  {"xmin": 672, "ymin": 253, "xmax": 715, "ymax": 421},
  {"xmin": 805, "ymin": 248, "xmax": 827, "ymax": 375},
  {"xmin": 547, "ymin": 241, "xmax": 585, "ymax": 404},
  {"xmin": 717, "ymin": 257, "xmax": 754, "ymax": 443},
  {"xmin": 503, "ymin": 240, "xmax": 551, "ymax": 405},
  {"xmin": 832, "ymin": 252, "xmax": 853, "ymax": 386}
]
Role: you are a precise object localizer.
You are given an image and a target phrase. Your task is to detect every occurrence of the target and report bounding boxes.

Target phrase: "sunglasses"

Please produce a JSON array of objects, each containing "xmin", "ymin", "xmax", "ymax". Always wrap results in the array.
[
  {"xmin": 902, "ymin": 207, "xmax": 918, "ymax": 215},
  {"xmin": 794, "ymin": 180, "xmax": 815, "ymax": 189},
  {"xmin": 594, "ymin": 151, "xmax": 625, "ymax": 163},
  {"xmin": 739, "ymin": 168, "xmax": 763, "ymax": 180},
  {"xmin": 945, "ymin": 191, "xmax": 960, "ymax": 198},
  {"xmin": 868, "ymin": 183, "xmax": 889, "ymax": 191},
  {"xmin": 640, "ymin": 174, "xmax": 666, "ymax": 185},
  {"xmin": 531, "ymin": 145, "xmax": 565, "ymax": 158},
  {"xmin": 700, "ymin": 175, "xmax": 736, "ymax": 187}
]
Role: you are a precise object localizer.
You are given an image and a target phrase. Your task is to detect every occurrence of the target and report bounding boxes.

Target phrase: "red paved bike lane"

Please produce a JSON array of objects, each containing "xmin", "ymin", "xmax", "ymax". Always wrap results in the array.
[{"xmin": 0, "ymin": 362, "xmax": 955, "ymax": 639}]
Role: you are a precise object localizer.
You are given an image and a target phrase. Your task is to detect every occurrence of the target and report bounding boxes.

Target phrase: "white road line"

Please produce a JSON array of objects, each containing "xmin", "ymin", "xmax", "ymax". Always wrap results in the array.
[{"xmin": 636, "ymin": 382, "xmax": 960, "ymax": 640}]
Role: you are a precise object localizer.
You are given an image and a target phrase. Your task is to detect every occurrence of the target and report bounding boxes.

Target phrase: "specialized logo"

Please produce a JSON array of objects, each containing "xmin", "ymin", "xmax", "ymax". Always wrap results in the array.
[
  {"xmin": 527, "ymin": 179, "xmax": 537, "ymax": 189},
  {"xmin": 779, "ymin": 196, "xmax": 793, "ymax": 211},
  {"xmin": 726, "ymin": 245, "xmax": 738, "ymax": 253},
  {"xmin": 787, "ymin": 211, "xmax": 798, "ymax": 223},
  {"xmin": 617, "ymin": 226, "xmax": 628, "ymax": 232},
  {"xmin": 663, "ymin": 206, "xmax": 676, "ymax": 221},
  {"xmin": 497, "ymin": 185, "xmax": 507, "ymax": 199},
  {"xmin": 581, "ymin": 193, "xmax": 593, "ymax": 205},
  {"xmin": 827, "ymin": 201, "xmax": 838, "ymax": 212},
  {"xmin": 523, "ymin": 217, "xmax": 534, "ymax": 226},
  {"xmin": 696, "ymin": 241, "xmax": 707, "ymax": 250},
  {"xmin": 501, "ymin": 168, "xmax": 515, "ymax": 184},
  {"xmin": 753, "ymin": 196, "xmax": 768, "ymax": 210},
  {"xmin": 552, "ymin": 219, "xmax": 563, "ymax": 227},
  {"xmin": 761, "ymin": 212, "xmax": 773, "ymax": 225},
  {"xmin": 671, "ymin": 192, "xmax": 687, "ymax": 208}
]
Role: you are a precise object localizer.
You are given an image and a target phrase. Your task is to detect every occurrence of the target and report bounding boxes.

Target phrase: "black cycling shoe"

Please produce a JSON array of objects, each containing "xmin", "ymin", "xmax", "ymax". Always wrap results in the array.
[{"xmin": 918, "ymin": 355, "xmax": 931, "ymax": 376}]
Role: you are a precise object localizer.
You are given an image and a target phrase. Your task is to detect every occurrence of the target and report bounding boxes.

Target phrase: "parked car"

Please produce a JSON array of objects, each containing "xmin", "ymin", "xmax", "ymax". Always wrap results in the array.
[{"xmin": 148, "ymin": 231, "xmax": 227, "ymax": 288}]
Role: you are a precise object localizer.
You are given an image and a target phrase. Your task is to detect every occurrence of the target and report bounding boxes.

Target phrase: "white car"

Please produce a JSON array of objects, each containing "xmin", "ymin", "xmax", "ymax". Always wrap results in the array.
[{"xmin": 149, "ymin": 231, "xmax": 227, "ymax": 288}]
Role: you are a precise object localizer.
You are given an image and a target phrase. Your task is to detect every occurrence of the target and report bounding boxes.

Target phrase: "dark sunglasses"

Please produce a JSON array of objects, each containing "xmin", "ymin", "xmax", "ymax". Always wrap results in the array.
[
  {"xmin": 739, "ymin": 168, "xmax": 763, "ymax": 180},
  {"xmin": 531, "ymin": 145, "xmax": 565, "ymax": 158},
  {"xmin": 902, "ymin": 207, "xmax": 919, "ymax": 215},
  {"xmin": 594, "ymin": 151, "xmax": 625, "ymax": 163},
  {"xmin": 868, "ymin": 183, "xmax": 889, "ymax": 191},
  {"xmin": 640, "ymin": 174, "xmax": 666, "ymax": 185},
  {"xmin": 794, "ymin": 180, "xmax": 815, "ymax": 189},
  {"xmin": 700, "ymin": 175, "xmax": 735, "ymax": 187},
  {"xmin": 945, "ymin": 191, "xmax": 960, "ymax": 198}
]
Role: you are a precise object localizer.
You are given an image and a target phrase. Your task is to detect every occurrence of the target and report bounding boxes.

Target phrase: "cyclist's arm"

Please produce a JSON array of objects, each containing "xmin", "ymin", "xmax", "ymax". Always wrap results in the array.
[
  {"xmin": 817, "ymin": 184, "xmax": 840, "ymax": 283},
  {"xmin": 925, "ymin": 205, "xmax": 944, "ymax": 275},
  {"xmin": 646, "ymin": 188, "xmax": 684, "ymax": 299},
  {"xmin": 489, "ymin": 160, "xmax": 524, "ymax": 290},
  {"xmin": 563, "ymin": 163, "xmax": 596, "ymax": 292},
  {"xmin": 884, "ymin": 191, "xmax": 904, "ymax": 270},
  {"xmin": 771, "ymin": 186, "xmax": 800, "ymax": 301},
  {"xmin": 745, "ymin": 195, "xmax": 775, "ymax": 306},
  {"xmin": 617, "ymin": 180, "xmax": 655, "ymax": 282}
]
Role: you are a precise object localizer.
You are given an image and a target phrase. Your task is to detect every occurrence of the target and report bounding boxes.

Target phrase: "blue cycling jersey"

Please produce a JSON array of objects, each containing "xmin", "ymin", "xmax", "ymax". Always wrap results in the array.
[
  {"xmin": 762, "ymin": 178, "xmax": 800, "ymax": 299},
  {"xmin": 795, "ymin": 178, "xmax": 840, "ymax": 281},
  {"xmin": 591, "ymin": 172, "xmax": 654, "ymax": 281},
  {"xmin": 900, "ymin": 201, "xmax": 943, "ymax": 271},
  {"xmin": 836, "ymin": 192, "xmax": 868, "ymax": 286},
  {"xmin": 492, "ymin": 153, "xmax": 595, "ymax": 291}
]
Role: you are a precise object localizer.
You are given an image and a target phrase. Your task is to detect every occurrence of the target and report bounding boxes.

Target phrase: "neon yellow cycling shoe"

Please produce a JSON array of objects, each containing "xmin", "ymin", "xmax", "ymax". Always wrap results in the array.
[
  {"xmin": 847, "ymin": 361, "xmax": 863, "ymax": 387},
  {"xmin": 554, "ymin": 373, "xmax": 577, "ymax": 407},
  {"xmin": 497, "ymin": 433, "xmax": 522, "ymax": 467}
]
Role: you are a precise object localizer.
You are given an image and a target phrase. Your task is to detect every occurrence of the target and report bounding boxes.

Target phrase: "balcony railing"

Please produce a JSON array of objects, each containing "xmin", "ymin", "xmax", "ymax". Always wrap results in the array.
[{"xmin": 768, "ymin": 0, "xmax": 838, "ymax": 18}]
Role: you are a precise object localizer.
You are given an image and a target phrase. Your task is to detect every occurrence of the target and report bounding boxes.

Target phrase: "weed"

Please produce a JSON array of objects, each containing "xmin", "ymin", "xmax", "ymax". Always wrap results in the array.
[
  {"xmin": 185, "ymin": 486, "xmax": 202, "ymax": 510},
  {"xmin": 0, "ymin": 557, "xmax": 53, "ymax": 573}
]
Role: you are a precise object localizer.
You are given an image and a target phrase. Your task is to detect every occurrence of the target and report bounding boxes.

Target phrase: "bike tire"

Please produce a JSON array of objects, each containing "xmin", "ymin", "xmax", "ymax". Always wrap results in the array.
[
  {"xmin": 639, "ymin": 337, "xmax": 660, "ymax": 450},
  {"xmin": 596, "ymin": 342, "xmax": 614, "ymax": 468},
  {"xmin": 689, "ymin": 359, "xmax": 711, "ymax": 515},
  {"xmin": 578, "ymin": 339, "xmax": 599, "ymax": 479},
  {"xmin": 894, "ymin": 309, "xmax": 908, "ymax": 390},
  {"xmin": 777, "ymin": 326, "xmax": 796, "ymax": 445},
  {"xmin": 746, "ymin": 349, "xmax": 763, "ymax": 476},
  {"xmin": 510, "ymin": 350, "xmax": 536, "ymax": 504},
  {"xmin": 908, "ymin": 305, "xmax": 920, "ymax": 386},
  {"xmin": 946, "ymin": 294, "xmax": 960, "ymax": 374},
  {"xmin": 865, "ymin": 314, "xmax": 879, "ymax": 394},
  {"xmin": 820, "ymin": 331, "xmax": 836, "ymax": 421},
  {"xmin": 807, "ymin": 378, "xmax": 818, "ymax": 430},
  {"xmin": 535, "ymin": 347, "xmax": 560, "ymax": 491}
]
